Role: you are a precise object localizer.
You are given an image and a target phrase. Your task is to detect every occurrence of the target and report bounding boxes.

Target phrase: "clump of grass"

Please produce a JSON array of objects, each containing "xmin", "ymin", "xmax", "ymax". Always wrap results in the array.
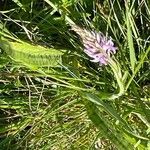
[{"xmin": 0, "ymin": 0, "xmax": 150, "ymax": 149}]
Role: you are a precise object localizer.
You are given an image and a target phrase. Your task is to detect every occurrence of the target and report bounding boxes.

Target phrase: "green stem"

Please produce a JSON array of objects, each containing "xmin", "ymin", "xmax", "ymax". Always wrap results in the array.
[{"xmin": 109, "ymin": 59, "xmax": 125, "ymax": 100}]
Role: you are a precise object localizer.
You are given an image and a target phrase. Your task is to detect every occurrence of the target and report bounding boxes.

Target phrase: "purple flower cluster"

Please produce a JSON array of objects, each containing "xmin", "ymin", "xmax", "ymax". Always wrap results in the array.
[{"xmin": 83, "ymin": 31, "xmax": 117, "ymax": 65}]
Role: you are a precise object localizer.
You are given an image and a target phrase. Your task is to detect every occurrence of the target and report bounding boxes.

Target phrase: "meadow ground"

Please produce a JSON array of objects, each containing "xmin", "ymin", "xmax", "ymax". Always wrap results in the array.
[{"xmin": 0, "ymin": 0, "xmax": 150, "ymax": 149}]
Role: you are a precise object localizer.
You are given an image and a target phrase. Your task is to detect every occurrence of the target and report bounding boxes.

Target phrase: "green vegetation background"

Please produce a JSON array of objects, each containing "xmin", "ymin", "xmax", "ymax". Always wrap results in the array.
[{"xmin": 0, "ymin": 0, "xmax": 150, "ymax": 149}]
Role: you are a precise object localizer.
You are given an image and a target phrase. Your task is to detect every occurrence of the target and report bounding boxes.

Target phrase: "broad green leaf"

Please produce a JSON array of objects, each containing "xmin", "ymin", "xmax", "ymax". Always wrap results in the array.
[
  {"xmin": 0, "ymin": 39, "xmax": 65, "ymax": 67},
  {"xmin": 126, "ymin": 6, "xmax": 137, "ymax": 73}
]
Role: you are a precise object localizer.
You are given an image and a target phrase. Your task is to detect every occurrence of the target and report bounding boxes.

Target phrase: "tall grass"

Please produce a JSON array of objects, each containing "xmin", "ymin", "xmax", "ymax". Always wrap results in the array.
[{"xmin": 0, "ymin": 0, "xmax": 150, "ymax": 149}]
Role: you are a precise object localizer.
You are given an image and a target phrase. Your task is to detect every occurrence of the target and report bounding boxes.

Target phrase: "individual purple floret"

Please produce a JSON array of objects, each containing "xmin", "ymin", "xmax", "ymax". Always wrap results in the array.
[{"xmin": 72, "ymin": 25, "xmax": 117, "ymax": 65}]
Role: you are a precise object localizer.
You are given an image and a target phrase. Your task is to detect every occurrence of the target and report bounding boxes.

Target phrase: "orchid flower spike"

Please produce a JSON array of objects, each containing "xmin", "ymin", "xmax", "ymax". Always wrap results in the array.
[{"xmin": 72, "ymin": 25, "xmax": 117, "ymax": 65}]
